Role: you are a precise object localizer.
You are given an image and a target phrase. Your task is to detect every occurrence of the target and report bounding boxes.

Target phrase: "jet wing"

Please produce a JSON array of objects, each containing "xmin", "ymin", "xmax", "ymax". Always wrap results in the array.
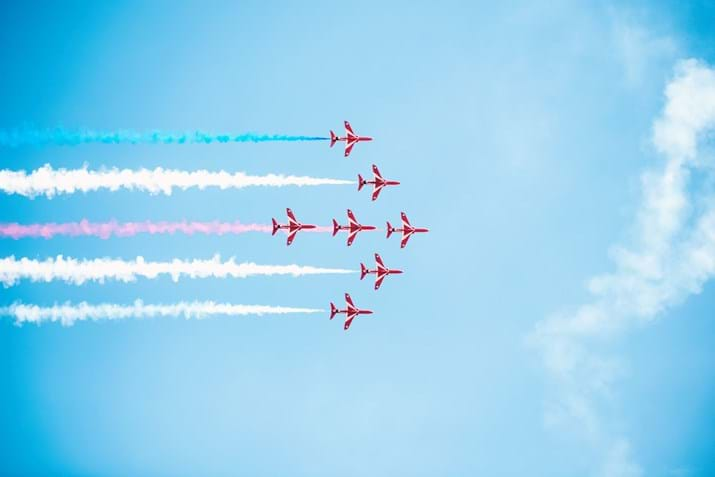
[
  {"xmin": 374, "ymin": 253, "xmax": 385, "ymax": 268},
  {"xmin": 344, "ymin": 313, "xmax": 356, "ymax": 330},
  {"xmin": 401, "ymin": 212, "xmax": 411, "ymax": 227},
  {"xmin": 346, "ymin": 229, "xmax": 359, "ymax": 247},
  {"xmin": 344, "ymin": 121, "xmax": 355, "ymax": 136},
  {"xmin": 372, "ymin": 164, "xmax": 383, "ymax": 180},
  {"xmin": 286, "ymin": 229, "xmax": 298, "ymax": 246},
  {"xmin": 374, "ymin": 272, "xmax": 386, "ymax": 290},
  {"xmin": 344, "ymin": 293, "xmax": 355, "ymax": 308},
  {"xmin": 347, "ymin": 209, "xmax": 358, "ymax": 226},
  {"xmin": 371, "ymin": 184, "xmax": 384, "ymax": 201},
  {"xmin": 344, "ymin": 140, "xmax": 356, "ymax": 157},
  {"xmin": 400, "ymin": 231, "xmax": 411, "ymax": 249},
  {"xmin": 287, "ymin": 208, "xmax": 298, "ymax": 226}
]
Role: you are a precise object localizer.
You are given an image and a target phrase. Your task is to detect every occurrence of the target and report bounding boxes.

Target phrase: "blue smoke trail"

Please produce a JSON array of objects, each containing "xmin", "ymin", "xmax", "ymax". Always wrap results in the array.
[{"xmin": 0, "ymin": 127, "xmax": 328, "ymax": 146}]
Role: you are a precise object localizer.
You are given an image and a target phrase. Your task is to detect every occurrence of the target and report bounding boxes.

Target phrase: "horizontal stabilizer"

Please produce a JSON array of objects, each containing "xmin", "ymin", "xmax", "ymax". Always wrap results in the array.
[{"xmin": 332, "ymin": 219, "xmax": 340, "ymax": 236}]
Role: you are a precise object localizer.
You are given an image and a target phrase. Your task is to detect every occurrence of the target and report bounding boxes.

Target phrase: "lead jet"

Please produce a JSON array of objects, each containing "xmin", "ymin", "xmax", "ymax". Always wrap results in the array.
[
  {"xmin": 358, "ymin": 164, "xmax": 400, "ymax": 201},
  {"xmin": 386, "ymin": 212, "xmax": 429, "ymax": 248},
  {"xmin": 330, "ymin": 293, "xmax": 374, "ymax": 331},
  {"xmin": 271, "ymin": 208, "xmax": 316, "ymax": 246},
  {"xmin": 360, "ymin": 253, "xmax": 403, "ymax": 290},
  {"xmin": 330, "ymin": 120, "xmax": 372, "ymax": 157},
  {"xmin": 332, "ymin": 209, "xmax": 377, "ymax": 246}
]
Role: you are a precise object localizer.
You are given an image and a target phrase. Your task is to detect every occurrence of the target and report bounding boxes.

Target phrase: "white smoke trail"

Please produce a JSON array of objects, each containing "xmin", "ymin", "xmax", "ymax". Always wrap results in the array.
[
  {"xmin": 0, "ymin": 255, "xmax": 355, "ymax": 286},
  {"xmin": 0, "ymin": 164, "xmax": 355, "ymax": 198},
  {"xmin": 0, "ymin": 300, "xmax": 323, "ymax": 326}
]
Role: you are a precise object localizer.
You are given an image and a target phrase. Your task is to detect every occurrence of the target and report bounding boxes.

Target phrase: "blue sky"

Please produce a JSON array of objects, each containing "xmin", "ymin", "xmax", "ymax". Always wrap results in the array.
[{"xmin": 1, "ymin": 1, "xmax": 715, "ymax": 476}]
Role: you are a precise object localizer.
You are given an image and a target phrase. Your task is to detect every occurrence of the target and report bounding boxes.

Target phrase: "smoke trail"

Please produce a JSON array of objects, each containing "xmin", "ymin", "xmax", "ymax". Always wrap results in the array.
[
  {"xmin": 0, "ymin": 255, "xmax": 355, "ymax": 286},
  {"xmin": 0, "ymin": 220, "xmax": 272, "ymax": 239},
  {"xmin": 0, "ymin": 300, "xmax": 323, "ymax": 326},
  {"xmin": 0, "ymin": 220, "xmax": 334, "ymax": 239},
  {"xmin": 0, "ymin": 127, "xmax": 328, "ymax": 146},
  {"xmin": 0, "ymin": 164, "xmax": 355, "ymax": 198}
]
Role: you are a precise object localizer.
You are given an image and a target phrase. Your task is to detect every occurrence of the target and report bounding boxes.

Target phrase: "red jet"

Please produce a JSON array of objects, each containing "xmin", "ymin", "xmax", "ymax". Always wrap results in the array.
[
  {"xmin": 330, "ymin": 121, "xmax": 373, "ymax": 157},
  {"xmin": 330, "ymin": 293, "xmax": 374, "ymax": 331},
  {"xmin": 386, "ymin": 212, "xmax": 429, "ymax": 248},
  {"xmin": 360, "ymin": 253, "xmax": 403, "ymax": 290},
  {"xmin": 358, "ymin": 164, "xmax": 400, "ymax": 201},
  {"xmin": 332, "ymin": 209, "xmax": 377, "ymax": 246},
  {"xmin": 271, "ymin": 208, "xmax": 316, "ymax": 246}
]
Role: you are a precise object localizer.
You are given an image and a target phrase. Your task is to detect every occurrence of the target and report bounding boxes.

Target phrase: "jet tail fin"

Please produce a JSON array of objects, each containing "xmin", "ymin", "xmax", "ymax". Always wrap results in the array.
[
  {"xmin": 360, "ymin": 263, "xmax": 368, "ymax": 280},
  {"xmin": 357, "ymin": 174, "xmax": 364, "ymax": 191},
  {"xmin": 332, "ymin": 219, "xmax": 340, "ymax": 236},
  {"xmin": 330, "ymin": 130, "xmax": 337, "ymax": 147},
  {"xmin": 271, "ymin": 218, "xmax": 279, "ymax": 236},
  {"xmin": 386, "ymin": 221, "xmax": 394, "ymax": 239},
  {"xmin": 330, "ymin": 302, "xmax": 338, "ymax": 320}
]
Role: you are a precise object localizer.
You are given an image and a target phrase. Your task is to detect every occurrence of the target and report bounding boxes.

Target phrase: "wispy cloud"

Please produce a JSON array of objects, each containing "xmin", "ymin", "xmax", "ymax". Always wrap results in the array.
[
  {"xmin": 0, "ymin": 255, "xmax": 355, "ymax": 286},
  {"xmin": 530, "ymin": 59, "xmax": 715, "ymax": 476},
  {"xmin": 609, "ymin": 10, "xmax": 677, "ymax": 87}
]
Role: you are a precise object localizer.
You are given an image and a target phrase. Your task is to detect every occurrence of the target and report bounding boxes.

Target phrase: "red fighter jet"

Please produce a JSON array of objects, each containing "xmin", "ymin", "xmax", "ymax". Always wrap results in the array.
[
  {"xmin": 360, "ymin": 253, "xmax": 403, "ymax": 290},
  {"xmin": 330, "ymin": 293, "xmax": 374, "ymax": 331},
  {"xmin": 358, "ymin": 164, "xmax": 400, "ymax": 201},
  {"xmin": 330, "ymin": 121, "xmax": 373, "ymax": 157},
  {"xmin": 386, "ymin": 212, "xmax": 430, "ymax": 248},
  {"xmin": 332, "ymin": 209, "xmax": 377, "ymax": 246},
  {"xmin": 271, "ymin": 208, "xmax": 316, "ymax": 246}
]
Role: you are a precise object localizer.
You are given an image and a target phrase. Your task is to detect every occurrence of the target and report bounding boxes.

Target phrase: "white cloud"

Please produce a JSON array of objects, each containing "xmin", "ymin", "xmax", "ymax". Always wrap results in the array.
[
  {"xmin": 599, "ymin": 439, "xmax": 643, "ymax": 477},
  {"xmin": 530, "ymin": 59, "xmax": 715, "ymax": 476},
  {"xmin": 610, "ymin": 11, "xmax": 677, "ymax": 87}
]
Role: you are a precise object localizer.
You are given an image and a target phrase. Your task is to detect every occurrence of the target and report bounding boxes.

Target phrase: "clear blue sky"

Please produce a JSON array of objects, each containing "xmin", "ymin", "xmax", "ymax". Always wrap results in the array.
[{"xmin": 1, "ymin": 1, "xmax": 714, "ymax": 476}]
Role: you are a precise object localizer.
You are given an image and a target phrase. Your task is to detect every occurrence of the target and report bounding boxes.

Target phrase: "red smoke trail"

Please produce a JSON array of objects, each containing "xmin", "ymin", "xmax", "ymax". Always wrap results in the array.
[{"xmin": 0, "ymin": 220, "xmax": 333, "ymax": 239}]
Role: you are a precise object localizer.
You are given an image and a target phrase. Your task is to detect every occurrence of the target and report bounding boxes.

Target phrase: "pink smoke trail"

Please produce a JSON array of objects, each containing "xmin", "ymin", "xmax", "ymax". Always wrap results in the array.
[{"xmin": 0, "ymin": 220, "xmax": 333, "ymax": 240}]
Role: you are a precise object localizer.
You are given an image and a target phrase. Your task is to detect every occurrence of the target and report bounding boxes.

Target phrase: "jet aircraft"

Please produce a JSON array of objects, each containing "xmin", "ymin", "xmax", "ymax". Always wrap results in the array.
[
  {"xmin": 272, "ymin": 208, "xmax": 317, "ymax": 246},
  {"xmin": 330, "ymin": 120, "xmax": 373, "ymax": 157},
  {"xmin": 386, "ymin": 212, "xmax": 429, "ymax": 248},
  {"xmin": 332, "ymin": 209, "xmax": 377, "ymax": 246},
  {"xmin": 358, "ymin": 164, "xmax": 400, "ymax": 201},
  {"xmin": 330, "ymin": 293, "xmax": 374, "ymax": 330},
  {"xmin": 360, "ymin": 253, "xmax": 403, "ymax": 290}
]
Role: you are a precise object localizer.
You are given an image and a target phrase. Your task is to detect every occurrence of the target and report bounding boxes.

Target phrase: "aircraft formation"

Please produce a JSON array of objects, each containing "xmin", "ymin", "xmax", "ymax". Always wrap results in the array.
[
  {"xmin": 312, "ymin": 121, "xmax": 428, "ymax": 330},
  {"xmin": 0, "ymin": 120, "xmax": 429, "ymax": 331}
]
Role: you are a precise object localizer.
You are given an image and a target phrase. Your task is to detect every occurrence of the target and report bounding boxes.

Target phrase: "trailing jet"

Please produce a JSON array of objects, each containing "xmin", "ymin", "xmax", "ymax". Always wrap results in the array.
[
  {"xmin": 330, "ymin": 293, "xmax": 374, "ymax": 331},
  {"xmin": 358, "ymin": 164, "xmax": 400, "ymax": 201},
  {"xmin": 271, "ymin": 208, "xmax": 316, "ymax": 246},
  {"xmin": 332, "ymin": 209, "xmax": 377, "ymax": 246},
  {"xmin": 386, "ymin": 212, "xmax": 429, "ymax": 248},
  {"xmin": 330, "ymin": 120, "xmax": 372, "ymax": 157},
  {"xmin": 360, "ymin": 253, "xmax": 403, "ymax": 290}
]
